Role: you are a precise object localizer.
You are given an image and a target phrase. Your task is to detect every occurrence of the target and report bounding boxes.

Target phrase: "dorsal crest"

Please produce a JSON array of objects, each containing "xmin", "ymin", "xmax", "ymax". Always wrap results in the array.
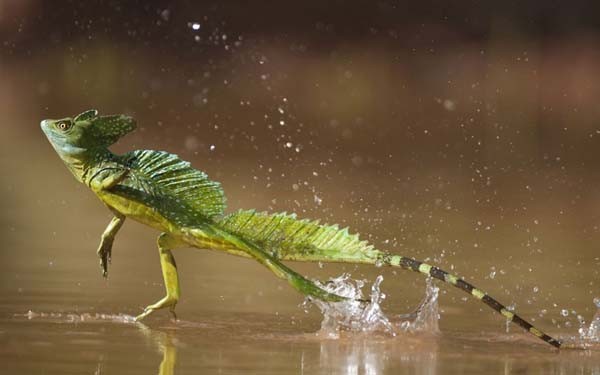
[{"xmin": 123, "ymin": 150, "xmax": 226, "ymax": 219}]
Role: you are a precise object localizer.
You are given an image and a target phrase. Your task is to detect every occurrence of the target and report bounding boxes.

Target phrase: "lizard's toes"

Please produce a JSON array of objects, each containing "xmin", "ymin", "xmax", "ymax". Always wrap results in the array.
[
  {"xmin": 135, "ymin": 307, "xmax": 154, "ymax": 322},
  {"xmin": 169, "ymin": 306, "xmax": 178, "ymax": 321}
]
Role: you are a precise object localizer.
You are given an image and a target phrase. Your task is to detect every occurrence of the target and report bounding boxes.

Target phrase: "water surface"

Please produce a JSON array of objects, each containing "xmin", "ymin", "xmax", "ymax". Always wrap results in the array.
[{"xmin": 3, "ymin": 4, "xmax": 600, "ymax": 371}]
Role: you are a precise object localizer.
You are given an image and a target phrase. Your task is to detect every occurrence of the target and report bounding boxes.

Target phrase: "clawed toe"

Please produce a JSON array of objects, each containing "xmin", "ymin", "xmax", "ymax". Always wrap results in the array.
[
  {"xmin": 135, "ymin": 307, "xmax": 154, "ymax": 322},
  {"xmin": 134, "ymin": 297, "xmax": 178, "ymax": 322},
  {"xmin": 169, "ymin": 306, "xmax": 177, "ymax": 321}
]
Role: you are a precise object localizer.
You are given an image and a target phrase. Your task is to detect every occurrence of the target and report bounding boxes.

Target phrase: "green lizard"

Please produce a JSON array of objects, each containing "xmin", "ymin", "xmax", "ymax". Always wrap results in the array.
[{"xmin": 41, "ymin": 109, "xmax": 562, "ymax": 348}]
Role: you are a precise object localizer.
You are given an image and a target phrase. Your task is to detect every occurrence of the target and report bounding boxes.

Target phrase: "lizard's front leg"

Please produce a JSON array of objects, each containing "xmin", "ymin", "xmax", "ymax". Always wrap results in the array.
[
  {"xmin": 97, "ymin": 214, "xmax": 125, "ymax": 277},
  {"xmin": 89, "ymin": 167, "xmax": 130, "ymax": 192},
  {"xmin": 135, "ymin": 233, "xmax": 185, "ymax": 321}
]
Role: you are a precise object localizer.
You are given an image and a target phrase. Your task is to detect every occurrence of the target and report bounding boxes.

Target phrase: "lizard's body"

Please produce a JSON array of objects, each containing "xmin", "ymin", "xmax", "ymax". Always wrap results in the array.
[{"xmin": 41, "ymin": 110, "xmax": 562, "ymax": 348}]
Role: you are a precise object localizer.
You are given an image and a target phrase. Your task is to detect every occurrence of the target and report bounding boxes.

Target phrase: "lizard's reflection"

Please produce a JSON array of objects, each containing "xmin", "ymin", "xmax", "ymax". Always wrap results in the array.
[{"xmin": 136, "ymin": 323, "xmax": 178, "ymax": 375}]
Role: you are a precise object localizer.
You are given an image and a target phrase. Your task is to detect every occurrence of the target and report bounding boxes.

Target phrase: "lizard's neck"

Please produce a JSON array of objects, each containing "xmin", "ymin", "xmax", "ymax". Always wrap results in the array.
[{"xmin": 58, "ymin": 147, "xmax": 115, "ymax": 183}]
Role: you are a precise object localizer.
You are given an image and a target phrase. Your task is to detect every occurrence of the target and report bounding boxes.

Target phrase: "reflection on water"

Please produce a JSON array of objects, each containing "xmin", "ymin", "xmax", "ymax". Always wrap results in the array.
[
  {"xmin": 137, "ymin": 324, "xmax": 177, "ymax": 375},
  {"xmin": 318, "ymin": 336, "xmax": 438, "ymax": 375},
  {"xmin": 8, "ymin": 307, "xmax": 600, "ymax": 374}
]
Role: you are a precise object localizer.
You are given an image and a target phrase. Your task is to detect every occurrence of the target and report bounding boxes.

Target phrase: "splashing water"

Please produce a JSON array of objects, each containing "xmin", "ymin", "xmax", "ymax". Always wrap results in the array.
[
  {"xmin": 303, "ymin": 274, "xmax": 392, "ymax": 338},
  {"xmin": 18, "ymin": 310, "xmax": 136, "ymax": 324},
  {"xmin": 578, "ymin": 298, "xmax": 600, "ymax": 343},
  {"xmin": 303, "ymin": 274, "xmax": 440, "ymax": 338},
  {"xmin": 396, "ymin": 277, "xmax": 440, "ymax": 333}
]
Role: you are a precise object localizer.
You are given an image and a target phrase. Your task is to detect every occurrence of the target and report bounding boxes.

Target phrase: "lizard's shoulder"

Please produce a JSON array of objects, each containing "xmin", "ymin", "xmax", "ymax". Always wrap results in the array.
[{"xmin": 117, "ymin": 149, "xmax": 226, "ymax": 219}]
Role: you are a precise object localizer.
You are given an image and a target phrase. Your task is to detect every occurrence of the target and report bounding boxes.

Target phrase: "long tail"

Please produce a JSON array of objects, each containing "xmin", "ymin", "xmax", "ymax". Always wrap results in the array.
[
  {"xmin": 379, "ymin": 253, "xmax": 562, "ymax": 348},
  {"xmin": 216, "ymin": 209, "xmax": 561, "ymax": 348}
]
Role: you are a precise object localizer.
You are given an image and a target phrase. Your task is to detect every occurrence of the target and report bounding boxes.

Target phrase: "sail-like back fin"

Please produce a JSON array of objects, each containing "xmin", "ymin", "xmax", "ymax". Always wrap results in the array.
[
  {"xmin": 217, "ymin": 210, "xmax": 380, "ymax": 262},
  {"xmin": 124, "ymin": 150, "xmax": 226, "ymax": 219}
]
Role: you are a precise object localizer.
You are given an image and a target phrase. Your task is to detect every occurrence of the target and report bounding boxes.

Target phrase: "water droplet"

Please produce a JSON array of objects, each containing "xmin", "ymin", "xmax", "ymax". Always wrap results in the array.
[
  {"xmin": 443, "ymin": 99, "xmax": 456, "ymax": 111},
  {"xmin": 160, "ymin": 9, "xmax": 170, "ymax": 21},
  {"xmin": 209, "ymin": 144, "xmax": 216, "ymax": 151},
  {"xmin": 561, "ymin": 309, "xmax": 569, "ymax": 317},
  {"xmin": 190, "ymin": 22, "xmax": 201, "ymax": 31},
  {"xmin": 351, "ymin": 156, "xmax": 363, "ymax": 167}
]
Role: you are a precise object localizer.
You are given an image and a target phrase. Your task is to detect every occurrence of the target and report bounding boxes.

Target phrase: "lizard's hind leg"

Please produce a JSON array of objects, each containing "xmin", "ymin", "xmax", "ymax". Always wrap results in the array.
[{"xmin": 135, "ymin": 233, "xmax": 185, "ymax": 321}]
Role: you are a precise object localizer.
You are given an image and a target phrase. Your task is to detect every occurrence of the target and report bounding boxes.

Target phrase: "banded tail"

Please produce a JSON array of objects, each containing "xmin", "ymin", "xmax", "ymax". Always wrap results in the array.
[
  {"xmin": 380, "ymin": 254, "xmax": 562, "ymax": 348},
  {"xmin": 217, "ymin": 209, "xmax": 561, "ymax": 348}
]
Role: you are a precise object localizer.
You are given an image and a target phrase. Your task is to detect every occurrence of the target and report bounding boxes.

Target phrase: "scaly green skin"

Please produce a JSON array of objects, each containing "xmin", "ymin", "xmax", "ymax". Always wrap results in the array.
[{"xmin": 41, "ymin": 110, "xmax": 561, "ymax": 348}]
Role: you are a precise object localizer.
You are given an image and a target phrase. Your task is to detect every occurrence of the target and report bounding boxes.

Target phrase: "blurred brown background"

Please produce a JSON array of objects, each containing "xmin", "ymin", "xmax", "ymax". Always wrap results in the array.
[{"xmin": 1, "ymin": 0, "xmax": 599, "ymax": 329}]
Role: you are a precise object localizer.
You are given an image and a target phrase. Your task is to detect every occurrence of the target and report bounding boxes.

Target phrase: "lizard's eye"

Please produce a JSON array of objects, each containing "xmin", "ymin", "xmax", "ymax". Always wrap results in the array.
[{"xmin": 57, "ymin": 121, "xmax": 71, "ymax": 131}]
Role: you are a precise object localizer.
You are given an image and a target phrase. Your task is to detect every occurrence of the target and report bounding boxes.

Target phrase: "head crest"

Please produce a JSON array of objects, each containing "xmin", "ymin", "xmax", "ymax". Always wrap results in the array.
[
  {"xmin": 74, "ymin": 109, "xmax": 99, "ymax": 122},
  {"xmin": 74, "ymin": 109, "xmax": 137, "ymax": 146}
]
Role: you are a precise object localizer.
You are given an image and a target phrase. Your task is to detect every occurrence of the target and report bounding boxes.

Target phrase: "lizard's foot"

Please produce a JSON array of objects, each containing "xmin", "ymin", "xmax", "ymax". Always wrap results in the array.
[
  {"xmin": 134, "ymin": 296, "xmax": 178, "ymax": 322},
  {"xmin": 96, "ymin": 241, "xmax": 113, "ymax": 278}
]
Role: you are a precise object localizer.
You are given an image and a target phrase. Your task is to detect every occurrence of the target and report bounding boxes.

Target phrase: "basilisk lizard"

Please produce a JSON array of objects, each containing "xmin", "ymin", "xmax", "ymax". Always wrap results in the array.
[{"xmin": 40, "ymin": 110, "xmax": 561, "ymax": 348}]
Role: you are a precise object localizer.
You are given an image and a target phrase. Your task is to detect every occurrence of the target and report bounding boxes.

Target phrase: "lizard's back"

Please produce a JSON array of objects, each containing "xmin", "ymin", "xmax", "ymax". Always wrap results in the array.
[{"xmin": 97, "ymin": 150, "xmax": 226, "ymax": 234}]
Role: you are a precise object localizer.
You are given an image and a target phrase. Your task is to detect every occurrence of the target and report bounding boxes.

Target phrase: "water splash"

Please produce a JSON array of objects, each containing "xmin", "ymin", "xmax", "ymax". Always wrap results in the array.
[
  {"xmin": 396, "ymin": 277, "xmax": 440, "ymax": 333},
  {"xmin": 303, "ymin": 274, "xmax": 440, "ymax": 338},
  {"xmin": 578, "ymin": 298, "xmax": 600, "ymax": 343},
  {"xmin": 17, "ymin": 310, "xmax": 136, "ymax": 324},
  {"xmin": 302, "ymin": 274, "xmax": 392, "ymax": 338}
]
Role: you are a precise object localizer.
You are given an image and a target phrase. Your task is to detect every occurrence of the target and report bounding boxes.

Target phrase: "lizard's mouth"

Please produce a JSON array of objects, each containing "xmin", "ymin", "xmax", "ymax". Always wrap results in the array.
[
  {"xmin": 40, "ymin": 119, "xmax": 52, "ymax": 135},
  {"xmin": 40, "ymin": 120, "xmax": 67, "ymax": 151}
]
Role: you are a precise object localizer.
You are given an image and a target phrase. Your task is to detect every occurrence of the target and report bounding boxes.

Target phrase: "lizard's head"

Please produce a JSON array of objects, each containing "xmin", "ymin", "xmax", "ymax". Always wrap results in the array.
[{"xmin": 41, "ymin": 109, "xmax": 136, "ymax": 157}]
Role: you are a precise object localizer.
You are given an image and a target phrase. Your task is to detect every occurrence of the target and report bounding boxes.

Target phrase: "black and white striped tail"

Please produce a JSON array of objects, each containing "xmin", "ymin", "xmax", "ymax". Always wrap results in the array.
[{"xmin": 381, "ymin": 254, "xmax": 562, "ymax": 348}]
